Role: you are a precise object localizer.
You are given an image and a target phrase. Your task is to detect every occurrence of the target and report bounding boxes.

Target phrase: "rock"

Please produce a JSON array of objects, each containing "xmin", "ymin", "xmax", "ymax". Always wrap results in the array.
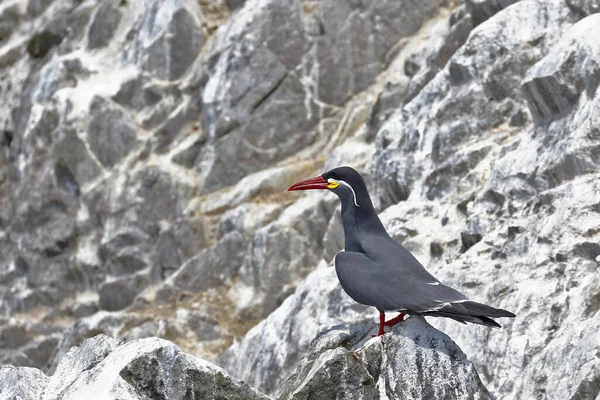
[
  {"xmin": 277, "ymin": 317, "xmax": 492, "ymax": 400},
  {"xmin": 47, "ymin": 312, "xmax": 132, "ymax": 373},
  {"xmin": 133, "ymin": 1, "xmax": 205, "ymax": 81},
  {"xmin": 366, "ymin": 81, "xmax": 408, "ymax": 142},
  {"xmin": 0, "ymin": 4, "xmax": 19, "ymax": 43},
  {"xmin": 566, "ymin": 0, "xmax": 600, "ymax": 16},
  {"xmin": 466, "ymin": 0, "xmax": 522, "ymax": 26},
  {"xmin": 19, "ymin": 334, "xmax": 62, "ymax": 368},
  {"xmin": 0, "ymin": 325, "xmax": 31, "ymax": 349},
  {"xmin": 162, "ymin": 231, "xmax": 245, "ymax": 297},
  {"xmin": 44, "ymin": 335, "xmax": 270, "ymax": 399},
  {"xmin": 87, "ymin": 96, "xmax": 140, "ymax": 168},
  {"xmin": 43, "ymin": 335, "xmax": 119, "ymax": 399},
  {"xmin": 98, "ymin": 273, "xmax": 151, "ymax": 311},
  {"xmin": 227, "ymin": 0, "xmax": 246, "ymax": 11},
  {"xmin": 233, "ymin": 195, "xmax": 335, "ymax": 319},
  {"xmin": 218, "ymin": 266, "xmax": 372, "ymax": 395},
  {"xmin": 27, "ymin": 0, "xmax": 56, "ymax": 17},
  {"xmin": 86, "ymin": 0, "xmax": 122, "ymax": 50},
  {"xmin": 521, "ymin": 14, "xmax": 600, "ymax": 124},
  {"xmin": 196, "ymin": 0, "xmax": 447, "ymax": 192},
  {"xmin": 156, "ymin": 230, "xmax": 182, "ymax": 277},
  {"xmin": 0, "ymin": 365, "xmax": 48, "ymax": 400},
  {"xmin": 27, "ymin": 29, "xmax": 64, "ymax": 58},
  {"xmin": 2, "ymin": 0, "xmax": 600, "ymax": 398}
]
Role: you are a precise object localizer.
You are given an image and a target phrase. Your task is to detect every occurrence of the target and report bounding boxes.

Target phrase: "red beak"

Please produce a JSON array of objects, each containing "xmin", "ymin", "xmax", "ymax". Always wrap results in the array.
[{"xmin": 287, "ymin": 175, "xmax": 328, "ymax": 191}]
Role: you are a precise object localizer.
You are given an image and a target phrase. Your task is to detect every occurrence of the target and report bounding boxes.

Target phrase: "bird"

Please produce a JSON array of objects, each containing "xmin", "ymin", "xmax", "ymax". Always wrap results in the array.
[{"xmin": 288, "ymin": 166, "xmax": 515, "ymax": 336}]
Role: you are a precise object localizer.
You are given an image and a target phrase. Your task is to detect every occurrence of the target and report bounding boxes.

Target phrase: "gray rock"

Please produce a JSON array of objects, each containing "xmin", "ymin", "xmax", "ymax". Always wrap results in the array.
[
  {"xmin": 227, "ymin": 0, "xmax": 246, "ymax": 11},
  {"xmin": 0, "ymin": 325, "xmax": 31, "ymax": 349},
  {"xmin": 166, "ymin": 231, "xmax": 245, "ymax": 295},
  {"xmin": 27, "ymin": 29, "xmax": 64, "ymax": 58},
  {"xmin": 45, "ymin": 335, "xmax": 270, "ymax": 399},
  {"xmin": 200, "ymin": 74, "xmax": 330, "ymax": 192},
  {"xmin": 196, "ymin": 0, "xmax": 446, "ymax": 192},
  {"xmin": 44, "ymin": 335, "xmax": 119, "ymax": 399},
  {"xmin": 521, "ymin": 14, "xmax": 600, "ymax": 124},
  {"xmin": 71, "ymin": 296, "xmax": 99, "ymax": 318},
  {"xmin": 19, "ymin": 333, "xmax": 62, "ymax": 369},
  {"xmin": 234, "ymin": 195, "xmax": 334, "ymax": 318},
  {"xmin": 27, "ymin": 0, "xmax": 56, "ymax": 17},
  {"xmin": 403, "ymin": 5, "xmax": 474, "ymax": 105},
  {"xmin": 0, "ymin": 4, "xmax": 19, "ymax": 43},
  {"xmin": 0, "ymin": 365, "xmax": 48, "ymax": 400},
  {"xmin": 47, "ymin": 312, "xmax": 132, "ymax": 373},
  {"xmin": 218, "ymin": 266, "xmax": 372, "ymax": 395},
  {"xmin": 466, "ymin": 0, "xmax": 522, "ymax": 26},
  {"xmin": 169, "ymin": 217, "xmax": 209, "ymax": 260},
  {"xmin": 156, "ymin": 230, "xmax": 182, "ymax": 277},
  {"xmin": 86, "ymin": 0, "xmax": 122, "ymax": 50},
  {"xmin": 87, "ymin": 96, "xmax": 140, "ymax": 168},
  {"xmin": 373, "ymin": 0, "xmax": 578, "ymax": 203},
  {"xmin": 277, "ymin": 317, "xmax": 492, "ymax": 400},
  {"xmin": 135, "ymin": 2, "xmax": 204, "ymax": 80},
  {"xmin": 566, "ymin": 0, "xmax": 600, "ymax": 16},
  {"xmin": 98, "ymin": 273, "xmax": 152, "ymax": 312},
  {"xmin": 367, "ymin": 81, "xmax": 408, "ymax": 142}
]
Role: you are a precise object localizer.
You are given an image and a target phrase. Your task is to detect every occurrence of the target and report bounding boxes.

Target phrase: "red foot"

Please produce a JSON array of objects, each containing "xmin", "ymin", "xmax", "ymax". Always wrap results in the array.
[
  {"xmin": 374, "ymin": 312, "xmax": 406, "ymax": 337},
  {"xmin": 384, "ymin": 313, "xmax": 406, "ymax": 327}
]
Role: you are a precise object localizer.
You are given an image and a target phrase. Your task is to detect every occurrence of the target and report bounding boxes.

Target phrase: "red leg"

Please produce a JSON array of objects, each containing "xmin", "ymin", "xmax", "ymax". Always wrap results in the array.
[
  {"xmin": 377, "ymin": 311, "xmax": 386, "ymax": 336},
  {"xmin": 384, "ymin": 313, "xmax": 406, "ymax": 327}
]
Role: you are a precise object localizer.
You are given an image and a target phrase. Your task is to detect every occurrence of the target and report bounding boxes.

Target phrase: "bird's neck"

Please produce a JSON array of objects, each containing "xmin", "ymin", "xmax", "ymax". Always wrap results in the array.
[{"xmin": 340, "ymin": 196, "xmax": 387, "ymax": 252}]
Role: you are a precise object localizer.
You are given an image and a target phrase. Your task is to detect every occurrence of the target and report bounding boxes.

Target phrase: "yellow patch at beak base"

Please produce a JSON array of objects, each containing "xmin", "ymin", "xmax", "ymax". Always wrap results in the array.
[{"xmin": 327, "ymin": 181, "xmax": 339, "ymax": 189}]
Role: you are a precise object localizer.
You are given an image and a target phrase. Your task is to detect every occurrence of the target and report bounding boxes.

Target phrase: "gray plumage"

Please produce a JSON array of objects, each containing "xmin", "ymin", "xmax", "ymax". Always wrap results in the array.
[{"xmin": 322, "ymin": 166, "xmax": 515, "ymax": 328}]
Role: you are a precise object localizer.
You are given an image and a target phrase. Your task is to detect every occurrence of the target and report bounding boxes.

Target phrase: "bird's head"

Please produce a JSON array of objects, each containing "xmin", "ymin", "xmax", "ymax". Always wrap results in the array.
[{"xmin": 287, "ymin": 166, "xmax": 367, "ymax": 208}]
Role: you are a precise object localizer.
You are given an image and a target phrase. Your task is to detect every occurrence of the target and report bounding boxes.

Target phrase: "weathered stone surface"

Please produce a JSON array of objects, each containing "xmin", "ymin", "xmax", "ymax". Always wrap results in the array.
[
  {"xmin": 98, "ymin": 273, "xmax": 151, "ymax": 311},
  {"xmin": 87, "ymin": 96, "xmax": 140, "ymax": 168},
  {"xmin": 12, "ymin": 334, "xmax": 270, "ymax": 400},
  {"xmin": 219, "ymin": 266, "xmax": 372, "ymax": 395},
  {"xmin": 158, "ymin": 231, "xmax": 245, "ymax": 300},
  {"xmin": 466, "ymin": 0, "xmax": 521, "ymax": 26},
  {"xmin": 522, "ymin": 14, "xmax": 600, "ymax": 124},
  {"xmin": 0, "ymin": 4, "xmax": 19, "ymax": 43},
  {"xmin": 233, "ymin": 195, "xmax": 335, "ymax": 319},
  {"xmin": 86, "ymin": 0, "xmax": 122, "ymax": 50},
  {"xmin": 43, "ymin": 334, "xmax": 119, "ymax": 399},
  {"xmin": 2, "ymin": 0, "xmax": 600, "ymax": 398},
  {"xmin": 277, "ymin": 317, "xmax": 492, "ymax": 400},
  {"xmin": 0, "ymin": 365, "xmax": 48, "ymax": 400},
  {"xmin": 220, "ymin": 2, "xmax": 600, "ymax": 400},
  {"xmin": 566, "ymin": 0, "xmax": 600, "ymax": 16},
  {"xmin": 196, "ymin": 0, "xmax": 446, "ymax": 192},
  {"xmin": 132, "ymin": 1, "xmax": 205, "ymax": 81}
]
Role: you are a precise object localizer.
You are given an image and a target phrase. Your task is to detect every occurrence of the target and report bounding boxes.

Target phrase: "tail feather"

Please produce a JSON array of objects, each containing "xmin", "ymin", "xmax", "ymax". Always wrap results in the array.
[
  {"xmin": 458, "ymin": 301, "xmax": 516, "ymax": 318},
  {"xmin": 420, "ymin": 300, "xmax": 515, "ymax": 328}
]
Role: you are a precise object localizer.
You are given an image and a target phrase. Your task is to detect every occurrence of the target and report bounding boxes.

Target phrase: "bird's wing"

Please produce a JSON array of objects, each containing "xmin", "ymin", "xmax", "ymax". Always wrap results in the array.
[
  {"xmin": 334, "ymin": 251, "xmax": 468, "ymax": 313},
  {"xmin": 361, "ymin": 234, "xmax": 440, "ymax": 283}
]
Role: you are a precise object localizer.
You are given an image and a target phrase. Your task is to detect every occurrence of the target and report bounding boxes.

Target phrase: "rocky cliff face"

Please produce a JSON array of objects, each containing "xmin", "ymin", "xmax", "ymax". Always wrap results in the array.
[
  {"xmin": 0, "ymin": 334, "xmax": 270, "ymax": 399},
  {"xmin": 1, "ymin": 0, "xmax": 599, "ymax": 399},
  {"xmin": 276, "ymin": 316, "xmax": 492, "ymax": 400},
  {"xmin": 1, "ymin": 325, "xmax": 490, "ymax": 399}
]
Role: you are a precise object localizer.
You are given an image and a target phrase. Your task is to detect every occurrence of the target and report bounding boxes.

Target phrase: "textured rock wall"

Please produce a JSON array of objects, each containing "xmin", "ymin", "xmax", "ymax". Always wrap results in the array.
[
  {"xmin": 277, "ymin": 317, "xmax": 492, "ymax": 400},
  {"xmin": 0, "ymin": 334, "xmax": 270, "ymax": 399},
  {"xmin": 220, "ymin": 1, "xmax": 600, "ymax": 400},
  {"xmin": 1, "ymin": 0, "xmax": 599, "ymax": 399},
  {"xmin": 0, "ymin": 0, "xmax": 449, "ymax": 372}
]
